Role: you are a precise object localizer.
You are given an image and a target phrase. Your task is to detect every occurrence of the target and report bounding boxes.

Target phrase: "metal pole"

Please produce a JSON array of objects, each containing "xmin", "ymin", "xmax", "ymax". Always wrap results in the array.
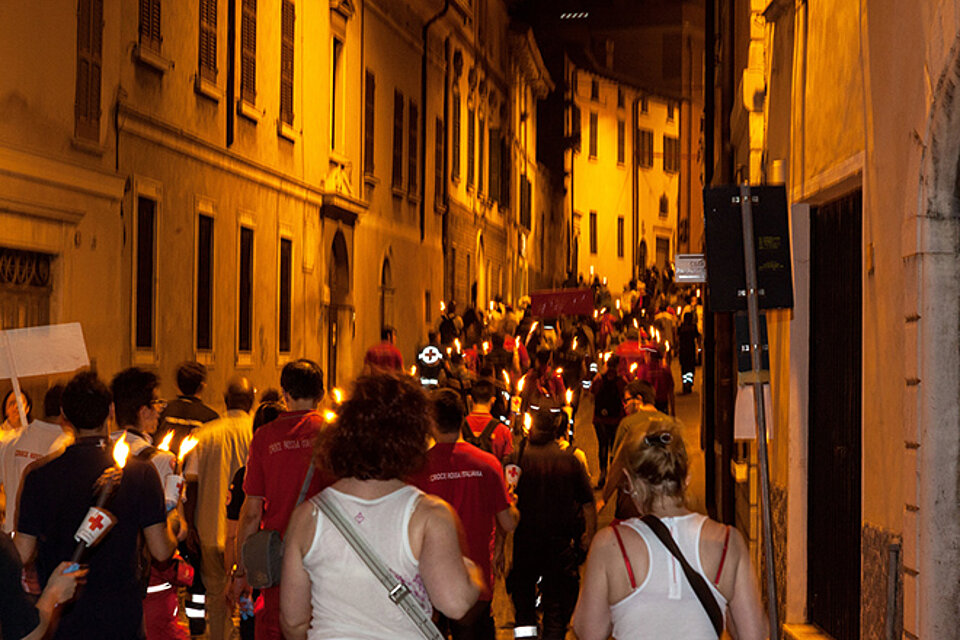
[{"xmin": 738, "ymin": 184, "xmax": 780, "ymax": 638}]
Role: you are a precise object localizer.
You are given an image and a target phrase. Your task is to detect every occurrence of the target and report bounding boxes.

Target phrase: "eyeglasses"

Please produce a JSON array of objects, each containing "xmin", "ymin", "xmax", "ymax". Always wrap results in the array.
[
  {"xmin": 149, "ymin": 399, "xmax": 168, "ymax": 411},
  {"xmin": 643, "ymin": 432, "xmax": 672, "ymax": 447}
]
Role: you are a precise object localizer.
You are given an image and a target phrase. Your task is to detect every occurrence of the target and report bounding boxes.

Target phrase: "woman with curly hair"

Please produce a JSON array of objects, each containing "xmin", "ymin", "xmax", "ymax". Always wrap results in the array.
[
  {"xmin": 280, "ymin": 373, "xmax": 484, "ymax": 640},
  {"xmin": 572, "ymin": 421, "xmax": 767, "ymax": 640}
]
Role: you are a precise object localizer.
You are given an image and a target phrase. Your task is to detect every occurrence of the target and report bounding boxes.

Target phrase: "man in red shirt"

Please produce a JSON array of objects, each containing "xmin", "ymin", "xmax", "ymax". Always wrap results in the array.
[
  {"xmin": 236, "ymin": 359, "xmax": 331, "ymax": 640},
  {"xmin": 411, "ymin": 389, "xmax": 518, "ymax": 640},
  {"xmin": 363, "ymin": 326, "xmax": 404, "ymax": 372},
  {"xmin": 463, "ymin": 379, "xmax": 514, "ymax": 462}
]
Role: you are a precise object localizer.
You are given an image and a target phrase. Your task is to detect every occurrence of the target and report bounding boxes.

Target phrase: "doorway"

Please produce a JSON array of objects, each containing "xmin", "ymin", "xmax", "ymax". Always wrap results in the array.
[
  {"xmin": 807, "ymin": 190, "xmax": 862, "ymax": 640},
  {"xmin": 328, "ymin": 232, "xmax": 349, "ymax": 390}
]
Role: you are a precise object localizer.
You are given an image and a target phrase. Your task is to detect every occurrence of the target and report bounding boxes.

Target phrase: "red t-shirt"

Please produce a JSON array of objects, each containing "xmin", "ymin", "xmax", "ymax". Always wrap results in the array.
[
  {"xmin": 364, "ymin": 342, "xmax": 404, "ymax": 371},
  {"xmin": 465, "ymin": 411, "xmax": 514, "ymax": 461},
  {"xmin": 243, "ymin": 410, "xmax": 332, "ymax": 535},
  {"xmin": 409, "ymin": 442, "xmax": 511, "ymax": 597}
]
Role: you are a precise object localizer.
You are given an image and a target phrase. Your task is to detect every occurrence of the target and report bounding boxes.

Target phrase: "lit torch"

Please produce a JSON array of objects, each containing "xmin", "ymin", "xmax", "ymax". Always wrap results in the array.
[
  {"xmin": 70, "ymin": 438, "xmax": 130, "ymax": 563},
  {"xmin": 440, "ymin": 301, "xmax": 446, "ymax": 313},
  {"xmin": 323, "ymin": 410, "xmax": 338, "ymax": 423},
  {"xmin": 616, "ymin": 299, "xmax": 621, "ymax": 310},
  {"xmin": 157, "ymin": 431, "xmax": 174, "ymax": 452},
  {"xmin": 629, "ymin": 362, "xmax": 638, "ymax": 376},
  {"xmin": 524, "ymin": 321, "xmax": 539, "ymax": 346},
  {"xmin": 410, "ymin": 365, "xmax": 418, "ymax": 377},
  {"xmin": 523, "ymin": 412, "xmax": 532, "ymax": 436},
  {"xmin": 482, "ymin": 341, "xmax": 491, "ymax": 355},
  {"xmin": 454, "ymin": 338, "xmax": 462, "ymax": 354},
  {"xmin": 332, "ymin": 387, "xmax": 343, "ymax": 405},
  {"xmin": 503, "ymin": 370, "xmax": 511, "ymax": 390},
  {"xmin": 177, "ymin": 436, "xmax": 198, "ymax": 474},
  {"xmin": 572, "ymin": 336, "xmax": 578, "ymax": 351}
]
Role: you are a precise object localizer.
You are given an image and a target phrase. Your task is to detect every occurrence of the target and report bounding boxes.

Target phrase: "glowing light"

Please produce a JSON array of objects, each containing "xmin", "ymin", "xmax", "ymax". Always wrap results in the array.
[
  {"xmin": 332, "ymin": 388, "xmax": 343, "ymax": 404},
  {"xmin": 696, "ymin": 288, "xmax": 701, "ymax": 298},
  {"xmin": 665, "ymin": 341, "xmax": 670, "ymax": 352},
  {"xmin": 454, "ymin": 338, "xmax": 462, "ymax": 353},
  {"xmin": 629, "ymin": 362, "xmax": 638, "ymax": 374},
  {"xmin": 616, "ymin": 299, "xmax": 621, "ymax": 310},
  {"xmin": 602, "ymin": 277, "xmax": 608, "ymax": 286},
  {"xmin": 482, "ymin": 341, "xmax": 490, "ymax": 354},
  {"xmin": 523, "ymin": 413, "xmax": 532, "ymax": 435},
  {"xmin": 489, "ymin": 301, "xmax": 495, "ymax": 311},
  {"xmin": 676, "ymin": 307, "xmax": 682, "ymax": 316},
  {"xmin": 446, "ymin": 347, "xmax": 452, "ymax": 356},
  {"xmin": 603, "ymin": 352, "xmax": 612, "ymax": 363},
  {"xmin": 572, "ymin": 337, "xmax": 578, "ymax": 351},
  {"xmin": 113, "ymin": 437, "xmax": 130, "ymax": 468},
  {"xmin": 177, "ymin": 436, "xmax": 199, "ymax": 463},
  {"xmin": 517, "ymin": 376, "xmax": 526, "ymax": 394},
  {"xmin": 323, "ymin": 410, "xmax": 338, "ymax": 423},
  {"xmin": 565, "ymin": 389, "xmax": 573, "ymax": 405},
  {"xmin": 410, "ymin": 365, "xmax": 418, "ymax": 377},
  {"xmin": 440, "ymin": 301, "xmax": 446, "ymax": 312},
  {"xmin": 601, "ymin": 307, "xmax": 608, "ymax": 315},
  {"xmin": 593, "ymin": 310, "xmax": 599, "ymax": 319},
  {"xmin": 555, "ymin": 367, "xmax": 564, "ymax": 376},
  {"xmin": 589, "ymin": 265, "xmax": 595, "ymax": 276},
  {"xmin": 157, "ymin": 431, "xmax": 174, "ymax": 452},
  {"xmin": 525, "ymin": 321, "xmax": 539, "ymax": 344},
  {"xmin": 633, "ymin": 318, "xmax": 639, "ymax": 329},
  {"xmin": 503, "ymin": 371, "xmax": 511, "ymax": 387}
]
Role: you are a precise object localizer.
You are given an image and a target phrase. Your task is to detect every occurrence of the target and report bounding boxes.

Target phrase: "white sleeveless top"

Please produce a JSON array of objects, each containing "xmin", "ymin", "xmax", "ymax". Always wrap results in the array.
[
  {"xmin": 610, "ymin": 514, "xmax": 728, "ymax": 639},
  {"xmin": 303, "ymin": 485, "xmax": 432, "ymax": 640}
]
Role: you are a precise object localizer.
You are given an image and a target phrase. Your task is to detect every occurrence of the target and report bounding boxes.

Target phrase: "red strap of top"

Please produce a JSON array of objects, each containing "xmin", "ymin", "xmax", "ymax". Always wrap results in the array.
[
  {"xmin": 611, "ymin": 524, "xmax": 637, "ymax": 589},
  {"xmin": 715, "ymin": 525, "xmax": 731, "ymax": 585}
]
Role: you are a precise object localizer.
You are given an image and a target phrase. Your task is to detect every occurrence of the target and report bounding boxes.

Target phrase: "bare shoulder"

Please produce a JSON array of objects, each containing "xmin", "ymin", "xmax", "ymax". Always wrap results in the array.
[{"xmin": 412, "ymin": 492, "xmax": 457, "ymax": 525}]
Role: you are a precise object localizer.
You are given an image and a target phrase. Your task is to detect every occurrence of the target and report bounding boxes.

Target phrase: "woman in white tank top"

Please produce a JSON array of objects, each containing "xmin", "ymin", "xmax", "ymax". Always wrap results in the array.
[
  {"xmin": 572, "ymin": 421, "xmax": 767, "ymax": 640},
  {"xmin": 279, "ymin": 374, "xmax": 485, "ymax": 640}
]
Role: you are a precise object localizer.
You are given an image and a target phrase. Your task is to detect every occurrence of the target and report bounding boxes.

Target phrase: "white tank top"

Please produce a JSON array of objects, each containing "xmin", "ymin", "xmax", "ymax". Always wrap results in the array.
[
  {"xmin": 302, "ymin": 485, "xmax": 432, "ymax": 640},
  {"xmin": 610, "ymin": 514, "xmax": 728, "ymax": 639}
]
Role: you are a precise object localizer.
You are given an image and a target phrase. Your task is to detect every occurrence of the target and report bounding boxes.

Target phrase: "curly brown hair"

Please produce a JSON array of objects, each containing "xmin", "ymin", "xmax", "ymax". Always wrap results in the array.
[{"xmin": 315, "ymin": 373, "xmax": 433, "ymax": 480}]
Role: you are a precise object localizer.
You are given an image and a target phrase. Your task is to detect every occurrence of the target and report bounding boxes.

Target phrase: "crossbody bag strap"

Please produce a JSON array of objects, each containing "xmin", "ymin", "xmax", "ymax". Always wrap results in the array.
[
  {"xmin": 316, "ymin": 493, "xmax": 444, "ymax": 640},
  {"xmin": 296, "ymin": 465, "xmax": 316, "ymax": 507},
  {"xmin": 640, "ymin": 515, "xmax": 723, "ymax": 637}
]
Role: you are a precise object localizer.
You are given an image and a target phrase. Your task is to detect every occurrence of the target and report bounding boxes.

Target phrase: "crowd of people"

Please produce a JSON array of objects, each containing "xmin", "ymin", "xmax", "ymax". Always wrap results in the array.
[{"xmin": 0, "ymin": 269, "xmax": 769, "ymax": 640}]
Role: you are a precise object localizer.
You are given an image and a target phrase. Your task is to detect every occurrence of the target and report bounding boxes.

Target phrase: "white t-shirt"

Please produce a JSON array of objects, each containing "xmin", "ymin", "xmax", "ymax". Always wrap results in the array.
[{"xmin": 0, "ymin": 420, "xmax": 73, "ymax": 533}]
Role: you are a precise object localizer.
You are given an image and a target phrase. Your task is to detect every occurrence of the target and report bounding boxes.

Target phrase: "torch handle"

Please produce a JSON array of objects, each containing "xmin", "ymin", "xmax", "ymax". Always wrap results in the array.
[{"xmin": 70, "ymin": 542, "xmax": 87, "ymax": 564}]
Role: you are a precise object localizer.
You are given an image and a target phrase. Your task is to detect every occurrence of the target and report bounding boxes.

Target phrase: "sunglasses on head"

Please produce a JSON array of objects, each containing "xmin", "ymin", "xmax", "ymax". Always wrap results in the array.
[{"xmin": 643, "ymin": 432, "xmax": 672, "ymax": 447}]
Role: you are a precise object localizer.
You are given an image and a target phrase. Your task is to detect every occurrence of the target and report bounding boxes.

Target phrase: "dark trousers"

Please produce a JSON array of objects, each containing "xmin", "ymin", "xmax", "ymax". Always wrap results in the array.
[
  {"xmin": 592, "ymin": 421, "xmax": 618, "ymax": 478},
  {"xmin": 507, "ymin": 538, "xmax": 581, "ymax": 640},
  {"xmin": 436, "ymin": 599, "xmax": 495, "ymax": 640}
]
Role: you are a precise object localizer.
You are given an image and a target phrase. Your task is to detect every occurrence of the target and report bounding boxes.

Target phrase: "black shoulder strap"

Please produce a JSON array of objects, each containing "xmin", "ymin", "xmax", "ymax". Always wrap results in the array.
[
  {"xmin": 460, "ymin": 419, "xmax": 477, "ymax": 444},
  {"xmin": 135, "ymin": 445, "xmax": 158, "ymax": 461},
  {"xmin": 640, "ymin": 515, "xmax": 723, "ymax": 637},
  {"xmin": 480, "ymin": 418, "xmax": 500, "ymax": 440}
]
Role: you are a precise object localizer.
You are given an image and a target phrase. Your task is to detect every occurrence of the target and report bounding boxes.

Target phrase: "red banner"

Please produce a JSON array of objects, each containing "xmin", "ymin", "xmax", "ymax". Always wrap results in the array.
[{"xmin": 529, "ymin": 289, "xmax": 594, "ymax": 317}]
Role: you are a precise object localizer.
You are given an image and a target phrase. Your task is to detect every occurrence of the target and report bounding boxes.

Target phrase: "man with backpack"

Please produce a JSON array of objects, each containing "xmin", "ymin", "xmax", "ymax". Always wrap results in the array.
[
  {"xmin": 438, "ymin": 301, "xmax": 463, "ymax": 347},
  {"xmin": 462, "ymin": 379, "xmax": 513, "ymax": 463}
]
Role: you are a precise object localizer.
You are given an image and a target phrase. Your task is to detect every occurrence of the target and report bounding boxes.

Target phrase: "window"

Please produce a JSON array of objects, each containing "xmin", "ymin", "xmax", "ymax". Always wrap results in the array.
[
  {"xmin": 589, "ymin": 211, "xmax": 598, "ymax": 254},
  {"xmin": 478, "ymin": 117, "xmax": 485, "ymax": 193},
  {"xmin": 425, "ymin": 290, "xmax": 432, "ymax": 324},
  {"xmin": 663, "ymin": 135, "xmax": 680, "ymax": 172},
  {"xmin": 279, "ymin": 1, "xmax": 295, "ymax": 126},
  {"xmin": 240, "ymin": 0, "xmax": 256, "ymax": 103},
  {"xmin": 380, "ymin": 259, "xmax": 394, "ymax": 333},
  {"xmin": 617, "ymin": 87, "xmax": 624, "ymax": 108},
  {"xmin": 617, "ymin": 216, "xmax": 625, "ymax": 257},
  {"xmin": 590, "ymin": 79, "xmax": 599, "ymax": 100},
  {"xmin": 198, "ymin": 0, "xmax": 217, "ymax": 81},
  {"xmin": 637, "ymin": 129, "xmax": 654, "ymax": 167},
  {"xmin": 617, "ymin": 119, "xmax": 625, "ymax": 164},
  {"xmin": 434, "ymin": 117, "xmax": 444, "ymax": 206},
  {"xmin": 640, "ymin": 96, "xmax": 648, "ymax": 113},
  {"xmin": 392, "ymin": 90, "xmax": 404, "ymax": 189},
  {"xmin": 330, "ymin": 38, "xmax": 343, "ymax": 148},
  {"xmin": 659, "ymin": 194, "xmax": 669, "ymax": 218},
  {"xmin": 75, "ymin": 0, "xmax": 103, "ymax": 141},
  {"xmin": 139, "ymin": 0, "xmax": 162, "ymax": 53},
  {"xmin": 196, "ymin": 214, "xmax": 214, "ymax": 351},
  {"xmin": 488, "ymin": 128, "xmax": 500, "ymax": 203},
  {"xmin": 135, "ymin": 196, "xmax": 156, "ymax": 350},
  {"xmin": 499, "ymin": 136, "xmax": 510, "ymax": 206},
  {"xmin": 278, "ymin": 237, "xmax": 292, "ymax": 353},
  {"xmin": 364, "ymin": 70, "xmax": 375, "ymax": 175},
  {"xmin": 467, "ymin": 107, "xmax": 475, "ymax": 188},
  {"xmin": 408, "ymin": 100, "xmax": 418, "ymax": 194},
  {"xmin": 238, "ymin": 226, "xmax": 254, "ymax": 353},
  {"xmin": 520, "ymin": 175, "xmax": 531, "ymax": 229},
  {"xmin": 667, "ymin": 101, "xmax": 675, "ymax": 121},
  {"xmin": 588, "ymin": 111, "xmax": 598, "ymax": 158},
  {"xmin": 452, "ymin": 91, "xmax": 461, "ymax": 180}
]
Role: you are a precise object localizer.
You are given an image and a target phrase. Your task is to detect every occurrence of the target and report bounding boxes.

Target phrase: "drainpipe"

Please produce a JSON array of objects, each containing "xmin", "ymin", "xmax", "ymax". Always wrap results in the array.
[
  {"xmin": 421, "ymin": 0, "xmax": 452, "ymax": 242},
  {"xmin": 632, "ymin": 94, "xmax": 640, "ymax": 280}
]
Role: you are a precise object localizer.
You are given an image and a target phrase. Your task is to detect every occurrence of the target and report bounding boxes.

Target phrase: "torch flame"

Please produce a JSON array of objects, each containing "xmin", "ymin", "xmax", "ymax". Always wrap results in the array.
[
  {"xmin": 629, "ymin": 362, "xmax": 638, "ymax": 374},
  {"xmin": 410, "ymin": 365, "xmax": 418, "ymax": 377},
  {"xmin": 601, "ymin": 307, "xmax": 608, "ymax": 315},
  {"xmin": 665, "ymin": 341, "xmax": 670, "ymax": 352},
  {"xmin": 446, "ymin": 347, "xmax": 453, "ymax": 356},
  {"xmin": 593, "ymin": 310, "xmax": 599, "ymax": 319},
  {"xmin": 555, "ymin": 367, "xmax": 564, "ymax": 376},
  {"xmin": 633, "ymin": 318, "xmax": 639, "ymax": 329},
  {"xmin": 525, "ymin": 322, "xmax": 539, "ymax": 344},
  {"xmin": 440, "ymin": 301, "xmax": 446, "ymax": 312},
  {"xmin": 503, "ymin": 371, "xmax": 511, "ymax": 387},
  {"xmin": 332, "ymin": 388, "xmax": 343, "ymax": 404},
  {"xmin": 616, "ymin": 299, "xmax": 621, "ymax": 310},
  {"xmin": 482, "ymin": 341, "xmax": 490, "ymax": 354},
  {"xmin": 565, "ymin": 389, "xmax": 573, "ymax": 405},
  {"xmin": 177, "ymin": 436, "xmax": 198, "ymax": 463},
  {"xmin": 523, "ymin": 413, "xmax": 532, "ymax": 435},
  {"xmin": 572, "ymin": 337, "xmax": 578, "ymax": 351},
  {"xmin": 113, "ymin": 437, "xmax": 130, "ymax": 468},
  {"xmin": 454, "ymin": 338, "xmax": 462, "ymax": 353},
  {"xmin": 323, "ymin": 410, "xmax": 338, "ymax": 423},
  {"xmin": 517, "ymin": 376, "xmax": 526, "ymax": 393},
  {"xmin": 603, "ymin": 352, "xmax": 612, "ymax": 363},
  {"xmin": 157, "ymin": 431, "xmax": 173, "ymax": 452}
]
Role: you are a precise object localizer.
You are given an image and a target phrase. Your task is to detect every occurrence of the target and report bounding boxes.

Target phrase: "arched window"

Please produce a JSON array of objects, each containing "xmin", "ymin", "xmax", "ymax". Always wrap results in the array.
[{"xmin": 380, "ymin": 258, "xmax": 394, "ymax": 333}]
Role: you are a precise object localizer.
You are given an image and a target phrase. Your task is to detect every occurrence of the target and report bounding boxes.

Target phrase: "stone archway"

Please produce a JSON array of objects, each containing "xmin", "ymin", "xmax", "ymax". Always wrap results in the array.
[{"xmin": 327, "ymin": 230, "xmax": 350, "ymax": 389}]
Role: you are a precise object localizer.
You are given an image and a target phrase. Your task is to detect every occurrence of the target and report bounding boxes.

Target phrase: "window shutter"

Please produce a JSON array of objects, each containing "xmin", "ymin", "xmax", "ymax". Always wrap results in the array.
[
  {"xmin": 467, "ymin": 108, "xmax": 475, "ymax": 187},
  {"xmin": 364, "ymin": 71, "xmax": 375, "ymax": 175},
  {"xmin": 499, "ymin": 135, "xmax": 509, "ymax": 207},
  {"xmin": 478, "ymin": 117, "xmax": 485, "ymax": 193},
  {"xmin": 488, "ymin": 128, "xmax": 499, "ymax": 203},
  {"xmin": 280, "ymin": 0, "xmax": 295, "ymax": 125},
  {"xmin": 408, "ymin": 100, "xmax": 418, "ymax": 193},
  {"xmin": 392, "ymin": 90, "xmax": 404, "ymax": 189},
  {"xmin": 434, "ymin": 117, "xmax": 444, "ymax": 205},
  {"xmin": 451, "ymin": 93, "xmax": 461, "ymax": 180},
  {"xmin": 199, "ymin": 0, "xmax": 217, "ymax": 81},
  {"xmin": 75, "ymin": 0, "xmax": 102, "ymax": 141},
  {"xmin": 241, "ymin": 0, "xmax": 257, "ymax": 103},
  {"xmin": 139, "ymin": 0, "xmax": 161, "ymax": 53}
]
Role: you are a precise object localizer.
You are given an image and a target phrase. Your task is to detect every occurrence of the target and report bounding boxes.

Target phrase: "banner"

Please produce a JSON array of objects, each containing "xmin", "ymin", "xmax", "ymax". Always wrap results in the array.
[{"xmin": 528, "ymin": 289, "xmax": 594, "ymax": 317}]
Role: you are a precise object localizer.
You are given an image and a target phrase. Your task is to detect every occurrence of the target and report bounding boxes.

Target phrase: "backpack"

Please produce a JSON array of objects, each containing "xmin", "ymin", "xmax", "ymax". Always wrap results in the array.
[
  {"xmin": 461, "ymin": 417, "xmax": 501, "ymax": 455},
  {"xmin": 593, "ymin": 375, "xmax": 624, "ymax": 421},
  {"xmin": 439, "ymin": 314, "xmax": 458, "ymax": 345}
]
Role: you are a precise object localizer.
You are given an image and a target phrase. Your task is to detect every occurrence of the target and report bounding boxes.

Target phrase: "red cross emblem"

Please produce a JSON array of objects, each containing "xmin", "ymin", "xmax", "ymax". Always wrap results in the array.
[{"xmin": 88, "ymin": 514, "xmax": 105, "ymax": 531}]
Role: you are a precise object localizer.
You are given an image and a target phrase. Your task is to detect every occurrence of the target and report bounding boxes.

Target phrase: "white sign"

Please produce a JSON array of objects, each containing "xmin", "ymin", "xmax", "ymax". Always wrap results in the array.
[
  {"xmin": 675, "ymin": 253, "xmax": 707, "ymax": 283},
  {"xmin": 0, "ymin": 323, "xmax": 90, "ymax": 379}
]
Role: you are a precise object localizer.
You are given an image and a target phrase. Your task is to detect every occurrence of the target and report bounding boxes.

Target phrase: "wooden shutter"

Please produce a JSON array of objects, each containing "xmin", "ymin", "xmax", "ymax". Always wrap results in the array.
[
  {"xmin": 364, "ymin": 71, "xmax": 375, "ymax": 175},
  {"xmin": 451, "ymin": 93, "xmax": 460, "ymax": 180},
  {"xmin": 241, "ymin": 0, "xmax": 257, "ymax": 103},
  {"xmin": 279, "ymin": 1, "xmax": 295, "ymax": 125},
  {"xmin": 139, "ymin": 0, "xmax": 161, "ymax": 52},
  {"xmin": 75, "ymin": 0, "xmax": 102, "ymax": 141},
  {"xmin": 478, "ymin": 117, "xmax": 485, "ymax": 193},
  {"xmin": 434, "ymin": 117, "xmax": 443, "ymax": 205},
  {"xmin": 199, "ymin": 0, "xmax": 217, "ymax": 81},
  {"xmin": 488, "ymin": 128, "xmax": 499, "ymax": 203},
  {"xmin": 467, "ymin": 108, "xmax": 475, "ymax": 187},
  {"xmin": 499, "ymin": 135, "xmax": 509, "ymax": 206},
  {"xmin": 408, "ymin": 100, "xmax": 418, "ymax": 193},
  {"xmin": 392, "ymin": 90, "xmax": 403, "ymax": 188}
]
